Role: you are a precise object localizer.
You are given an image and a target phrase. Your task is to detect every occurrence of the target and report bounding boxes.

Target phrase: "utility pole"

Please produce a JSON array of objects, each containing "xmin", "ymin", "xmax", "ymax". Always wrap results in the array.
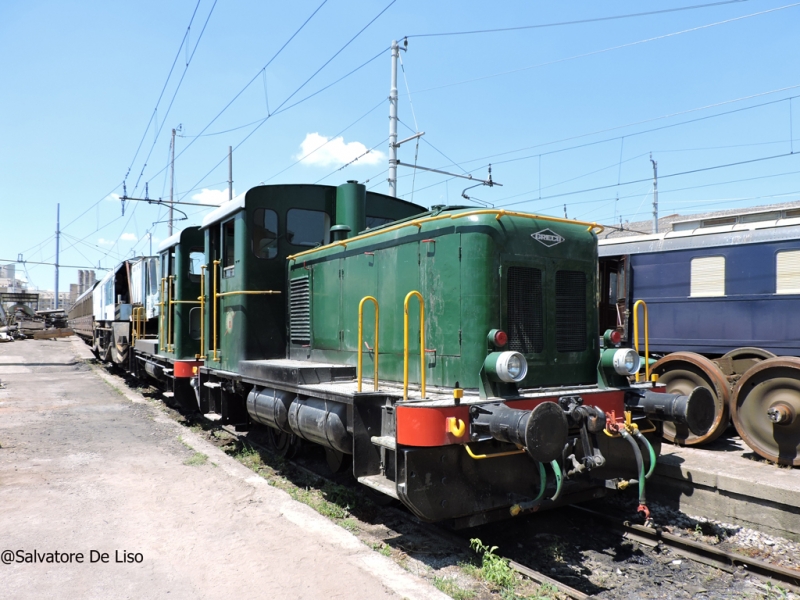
[
  {"xmin": 228, "ymin": 146, "xmax": 233, "ymax": 201},
  {"xmin": 650, "ymin": 153, "xmax": 659, "ymax": 234},
  {"xmin": 388, "ymin": 39, "xmax": 399, "ymax": 197},
  {"xmin": 54, "ymin": 204, "xmax": 60, "ymax": 309},
  {"xmin": 169, "ymin": 128, "xmax": 176, "ymax": 236}
]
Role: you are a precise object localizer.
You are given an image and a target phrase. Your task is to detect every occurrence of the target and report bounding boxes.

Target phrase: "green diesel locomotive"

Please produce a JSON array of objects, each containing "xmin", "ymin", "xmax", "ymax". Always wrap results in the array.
[{"xmin": 71, "ymin": 181, "xmax": 714, "ymax": 526}]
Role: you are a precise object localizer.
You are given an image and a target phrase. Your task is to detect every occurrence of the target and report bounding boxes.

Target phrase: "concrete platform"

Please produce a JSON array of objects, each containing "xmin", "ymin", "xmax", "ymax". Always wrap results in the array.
[
  {"xmin": 649, "ymin": 435, "xmax": 800, "ymax": 541},
  {"xmin": 0, "ymin": 338, "xmax": 448, "ymax": 600}
]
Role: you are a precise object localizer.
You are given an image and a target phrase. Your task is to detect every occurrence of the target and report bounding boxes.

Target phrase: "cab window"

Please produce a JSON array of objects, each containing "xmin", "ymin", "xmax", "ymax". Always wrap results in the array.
[
  {"xmin": 253, "ymin": 208, "xmax": 279, "ymax": 259},
  {"xmin": 222, "ymin": 220, "xmax": 235, "ymax": 278},
  {"xmin": 286, "ymin": 209, "xmax": 329, "ymax": 248}
]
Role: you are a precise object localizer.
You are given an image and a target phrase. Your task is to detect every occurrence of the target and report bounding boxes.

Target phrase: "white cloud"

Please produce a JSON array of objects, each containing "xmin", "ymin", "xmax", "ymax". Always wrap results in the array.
[
  {"xmin": 104, "ymin": 193, "xmax": 120, "ymax": 202},
  {"xmin": 120, "ymin": 233, "xmax": 137, "ymax": 241},
  {"xmin": 295, "ymin": 132, "xmax": 385, "ymax": 168},
  {"xmin": 97, "ymin": 238, "xmax": 114, "ymax": 247},
  {"xmin": 192, "ymin": 188, "xmax": 233, "ymax": 205}
]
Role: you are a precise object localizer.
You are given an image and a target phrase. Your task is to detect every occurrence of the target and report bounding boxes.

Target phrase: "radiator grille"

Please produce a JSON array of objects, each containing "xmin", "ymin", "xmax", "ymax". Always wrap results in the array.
[
  {"xmin": 507, "ymin": 266, "xmax": 544, "ymax": 354},
  {"xmin": 556, "ymin": 270, "xmax": 587, "ymax": 352},
  {"xmin": 289, "ymin": 276, "xmax": 311, "ymax": 344}
]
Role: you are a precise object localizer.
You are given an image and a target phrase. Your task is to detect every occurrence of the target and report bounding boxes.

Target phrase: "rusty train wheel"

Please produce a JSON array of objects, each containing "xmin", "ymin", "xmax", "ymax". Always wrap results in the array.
[
  {"xmin": 651, "ymin": 352, "xmax": 730, "ymax": 446},
  {"xmin": 731, "ymin": 356, "xmax": 800, "ymax": 466},
  {"xmin": 718, "ymin": 347, "xmax": 776, "ymax": 377}
]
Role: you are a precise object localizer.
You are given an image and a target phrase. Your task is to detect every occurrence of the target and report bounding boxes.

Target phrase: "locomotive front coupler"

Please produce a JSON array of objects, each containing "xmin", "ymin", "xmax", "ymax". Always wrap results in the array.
[
  {"xmin": 469, "ymin": 401, "xmax": 570, "ymax": 463},
  {"xmin": 623, "ymin": 386, "xmax": 715, "ymax": 436}
]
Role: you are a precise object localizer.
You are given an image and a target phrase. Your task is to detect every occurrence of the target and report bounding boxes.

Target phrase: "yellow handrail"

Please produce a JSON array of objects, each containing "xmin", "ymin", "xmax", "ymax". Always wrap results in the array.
[
  {"xmin": 216, "ymin": 290, "xmax": 281, "ymax": 297},
  {"xmin": 357, "ymin": 296, "xmax": 379, "ymax": 392},
  {"xmin": 633, "ymin": 299, "xmax": 649, "ymax": 382},
  {"xmin": 212, "ymin": 259, "xmax": 220, "ymax": 361},
  {"xmin": 159, "ymin": 277, "xmax": 166, "ymax": 352},
  {"xmin": 287, "ymin": 209, "xmax": 604, "ymax": 261},
  {"xmin": 450, "ymin": 208, "xmax": 604, "ymax": 234},
  {"xmin": 131, "ymin": 307, "xmax": 140, "ymax": 342},
  {"xmin": 403, "ymin": 290, "xmax": 426, "ymax": 400},
  {"xmin": 197, "ymin": 265, "xmax": 206, "ymax": 360},
  {"xmin": 167, "ymin": 275, "xmax": 175, "ymax": 353},
  {"xmin": 464, "ymin": 444, "xmax": 526, "ymax": 460}
]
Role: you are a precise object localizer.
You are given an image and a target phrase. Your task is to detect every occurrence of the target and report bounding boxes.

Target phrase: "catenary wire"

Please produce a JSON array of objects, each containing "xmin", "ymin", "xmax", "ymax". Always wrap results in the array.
[{"xmin": 404, "ymin": 0, "xmax": 752, "ymax": 38}]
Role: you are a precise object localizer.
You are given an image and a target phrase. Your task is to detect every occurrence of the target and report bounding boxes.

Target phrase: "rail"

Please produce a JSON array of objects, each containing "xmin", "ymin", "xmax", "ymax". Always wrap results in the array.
[
  {"xmin": 197, "ymin": 265, "xmax": 206, "ymax": 360},
  {"xmin": 131, "ymin": 306, "xmax": 144, "ymax": 342},
  {"xmin": 215, "ymin": 290, "xmax": 281, "ymax": 297},
  {"xmin": 167, "ymin": 276, "xmax": 175, "ymax": 353},
  {"xmin": 210, "ymin": 259, "xmax": 279, "ymax": 362},
  {"xmin": 212, "ymin": 260, "xmax": 219, "ymax": 361},
  {"xmin": 357, "ymin": 296, "xmax": 379, "ymax": 392},
  {"xmin": 571, "ymin": 505, "xmax": 800, "ymax": 592},
  {"xmin": 159, "ymin": 277, "xmax": 166, "ymax": 352},
  {"xmin": 633, "ymin": 299, "xmax": 649, "ymax": 382},
  {"xmin": 403, "ymin": 290, "xmax": 426, "ymax": 400},
  {"xmin": 286, "ymin": 209, "xmax": 604, "ymax": 261}
]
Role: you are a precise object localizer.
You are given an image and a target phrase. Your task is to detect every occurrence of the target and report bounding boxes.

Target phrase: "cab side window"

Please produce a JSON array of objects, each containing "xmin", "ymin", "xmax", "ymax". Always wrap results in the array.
[
  {"xmin": 253, "ymin": 208, "xmax": 279, "ymax": 259},
  {"xmin": 222, "ymin": 220, "xmax": 235, "ymax": 278},
  {"xmin": 286, "ymin": 209, "xmax": 330, "ymax": 248}
]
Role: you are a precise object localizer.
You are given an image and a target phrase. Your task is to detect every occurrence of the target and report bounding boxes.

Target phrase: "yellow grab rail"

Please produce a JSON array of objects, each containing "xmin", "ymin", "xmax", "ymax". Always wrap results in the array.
[
  {"xmin": 287, "ymin": 209, "xmax": 604, "ymax": 261},
  {"xmin": 464, "ymin": 444, "xmax": 526, "ymax": 460},
  {"xmin": 357, "ymin": 296, "xmax": 379, "ymax": 392},
  {"xmin": 167, "ymin": 276, "xmax": 175, "ymax": 353},
  {"xmin": 215, "ymin": 290, "xmax": 281, "ymax": 297},
  {"xmin": 633, "ymin": 299, "xmax": 649, "ymax": 382},
  {"xmin": 197, "ymin": 265, "xmax": 206, "ymax": 360},
  {"xmin": 403, "ymin": 290, "xmax": 426, "ymax": 400},
  {"xmin": 159, "ymin": 277, "xmax": 166, "ymax": 352},
  {"xmin": 131, "ymin": 307, "xmax": 141, "ymax": 342},
  {"xmin": 212, "ymin": 259, "xmax": 220, "ymax": 361}
]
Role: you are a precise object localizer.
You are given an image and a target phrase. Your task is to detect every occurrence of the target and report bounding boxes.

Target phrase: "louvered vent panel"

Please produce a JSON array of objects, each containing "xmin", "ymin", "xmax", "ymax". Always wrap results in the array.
[
  {"xmin": 690, "ymin": 256, "xmax": 725, "ymax": 297},
  {"xmin": 776, "ymin": 250, "xmax": 800, "ymax": 294},
  {"xmin": 507, "ymin": 266, "xmax": 544, "ymax": 354},
  {"xmin": 289, "ymin": 276, "xmax": 311, "ymax": 344},
  {"xmin": 555, "ymin": 270, "xmax": 587, "ymax": 353}
]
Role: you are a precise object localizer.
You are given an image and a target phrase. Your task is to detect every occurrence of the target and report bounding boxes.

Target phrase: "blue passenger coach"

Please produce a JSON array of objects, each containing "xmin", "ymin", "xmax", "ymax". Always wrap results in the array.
[{"xmin": 598, "ymin": 206, "xmax": 800, "ymax": 465}]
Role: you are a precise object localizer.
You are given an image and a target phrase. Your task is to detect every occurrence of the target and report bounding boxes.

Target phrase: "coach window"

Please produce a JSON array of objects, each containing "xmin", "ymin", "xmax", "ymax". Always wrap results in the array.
[
  {"xmin": 286, "ymin": 209, "xmax": 330, "ymax": 248},
  {"xmin": 253, "ymin": 208, "xmax": 279, "ymax": 259},
  {"xmin": 776, "ymin": 250, "xmax": 800, "ymax": 294},
  {"xmin": 222, "ymin": 219, "xmax": 235, "ymax": 278},
  {"xmin": 690, "ymin": 256, "xmax": 725, "ymax": 297},
  {"xmin": 148, "ymin": 258, "xmax": 158, "ymax": 297}
]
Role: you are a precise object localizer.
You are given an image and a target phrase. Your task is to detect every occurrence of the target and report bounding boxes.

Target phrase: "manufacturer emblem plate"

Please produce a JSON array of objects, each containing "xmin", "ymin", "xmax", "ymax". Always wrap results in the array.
[{"xmin": 531, "ymin": 228, "xmax": 564, "ymax": 247}]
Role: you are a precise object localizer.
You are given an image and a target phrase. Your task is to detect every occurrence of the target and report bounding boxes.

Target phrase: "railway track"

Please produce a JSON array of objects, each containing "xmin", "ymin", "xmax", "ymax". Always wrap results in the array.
[
  {"xmin": 570, "ymin": 505, "xmax": 800, "ymax": 594},
  {"xmin": 219, "ymin": 423, "xmax": 799, "ymax": 599}
]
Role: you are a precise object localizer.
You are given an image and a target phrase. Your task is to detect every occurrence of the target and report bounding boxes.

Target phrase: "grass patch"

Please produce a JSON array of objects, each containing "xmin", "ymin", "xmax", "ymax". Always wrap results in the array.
[
  {"xmin": 470, "ymin": 538, "xmax": 517, "ymax": 591},
  {"xmin": 184, "ymin": 452, "xmax": 208, "ymax": 466},
  {"xmin": 433, "ymin": 575, "xmax": 475, "ymax": 600}
]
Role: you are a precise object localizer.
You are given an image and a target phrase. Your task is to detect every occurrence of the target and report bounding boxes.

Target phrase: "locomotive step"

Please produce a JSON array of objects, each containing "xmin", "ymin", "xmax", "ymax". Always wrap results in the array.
[
  {"xmin": 357, "ymin": 475, "xmax": 399, "ymax": 500},
  {"xmin": 370, "ymin": 435, "xmax": 396, "ymax": 450}
]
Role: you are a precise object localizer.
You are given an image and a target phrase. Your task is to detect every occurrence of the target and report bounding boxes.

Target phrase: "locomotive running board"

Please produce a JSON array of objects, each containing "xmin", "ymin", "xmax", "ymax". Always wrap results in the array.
[{"xmin": 357, "ymin": 475, "xmax": 399, "ymax": 500}]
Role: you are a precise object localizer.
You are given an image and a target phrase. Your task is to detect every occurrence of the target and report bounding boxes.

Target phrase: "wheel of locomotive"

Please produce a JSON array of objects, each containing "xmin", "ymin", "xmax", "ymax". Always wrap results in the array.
[
  {"xmin": 324, "ymin": 448, "xmax": 352, "ymax": 474},
  {"xmin": 266, "ymin": 427, "xmax": 300, "ymax": 459},
  {"xmin": 731, "ymin": 356, "xmax": 800, "ymax": 466},
  {"xmin": 651, "ymin": 352, "xmax": 730, "ymax": 446}
]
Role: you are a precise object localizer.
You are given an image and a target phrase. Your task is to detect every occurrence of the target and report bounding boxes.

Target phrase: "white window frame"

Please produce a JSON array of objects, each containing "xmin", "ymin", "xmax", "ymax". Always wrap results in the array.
[
  {"xmin": 776, "ymin": 250, "xmax": 800, "ymax": 294},
  {"xmin": 690, "ymin": 256, "xmax": 725, "ymax": 297}
]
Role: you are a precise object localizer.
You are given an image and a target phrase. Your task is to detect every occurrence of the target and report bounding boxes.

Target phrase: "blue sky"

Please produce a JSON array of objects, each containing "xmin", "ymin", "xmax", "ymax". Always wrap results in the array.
[{"xmin": 2, "ymin": 0, "xmax": 799, "ymax": 292}]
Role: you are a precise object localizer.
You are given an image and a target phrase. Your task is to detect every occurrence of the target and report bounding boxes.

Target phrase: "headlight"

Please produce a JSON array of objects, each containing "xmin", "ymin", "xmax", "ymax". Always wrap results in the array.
[
  {"xmin": 612, "ymin": 348, "xmax": 641, "ymax": 376},
  {"xmin": 484, "ymin": 351, "xmax": 528, "ymax": 383}
]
